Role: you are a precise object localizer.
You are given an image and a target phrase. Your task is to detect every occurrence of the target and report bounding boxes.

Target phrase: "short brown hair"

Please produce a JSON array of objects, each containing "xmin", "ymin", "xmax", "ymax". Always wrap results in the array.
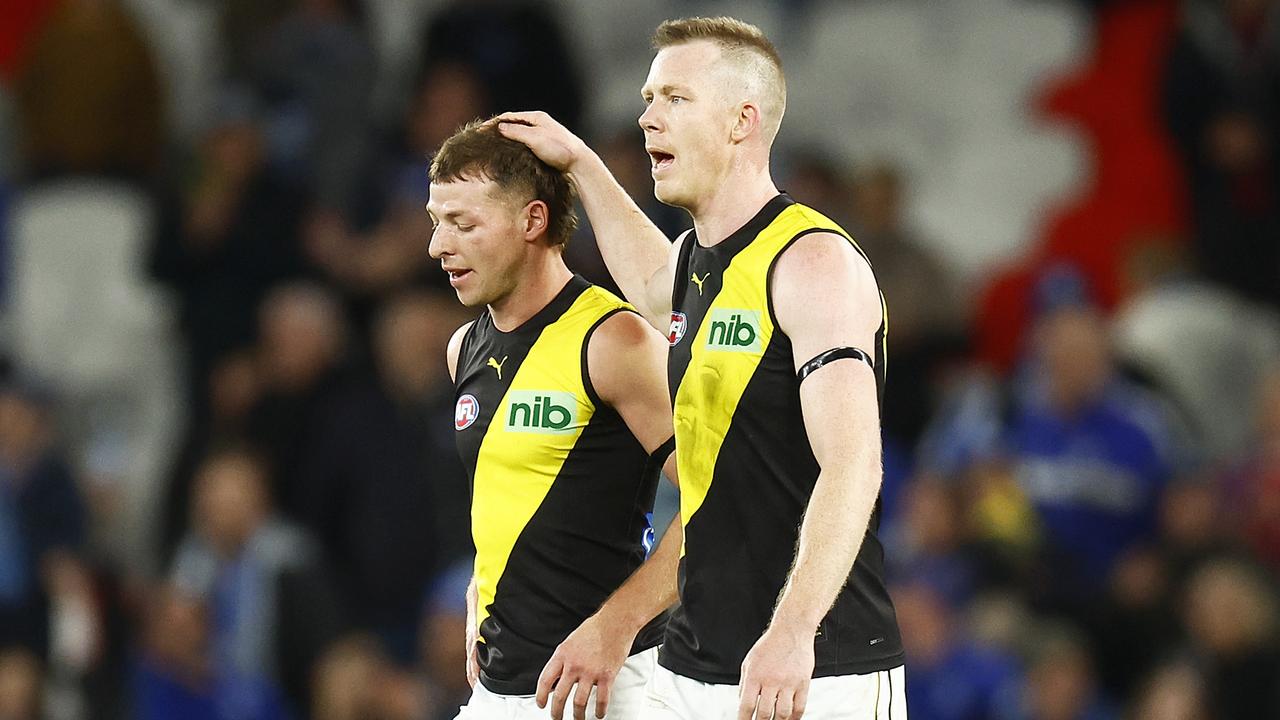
[
  {"xmin": 429, "ymin": 118, "xmax": 578, "ymax": 247},
  {"xmin": 652, "ymin": 17, "xmax": 786, "ymax": 141}
]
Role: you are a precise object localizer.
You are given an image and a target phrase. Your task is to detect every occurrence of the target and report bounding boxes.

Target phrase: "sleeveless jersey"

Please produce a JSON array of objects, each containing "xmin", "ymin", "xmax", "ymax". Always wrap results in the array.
[
  {"xmin": 453, "ymin": 275, "xmax": 666, "ymax": 695},
  {"xmin": 660, "ymin": 194, "xmax": 904, "ymax": 683}
]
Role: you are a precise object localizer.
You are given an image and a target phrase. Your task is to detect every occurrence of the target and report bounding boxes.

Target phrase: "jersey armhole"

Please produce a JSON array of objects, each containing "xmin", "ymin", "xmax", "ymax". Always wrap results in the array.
[
  {"xmin": 764, "ymin": 227, "xmax": 856, "ymax": 334},
  {"xmin": 455, "ymin": 319, "xmax": 481, "ymax": 378},
  {"xmin": 670, "ymin": 229, "xmax": 696, "ymax": 310},
  {"xmin": 580, "ymin": 307, "xmax": 636, "ymax": 409}
]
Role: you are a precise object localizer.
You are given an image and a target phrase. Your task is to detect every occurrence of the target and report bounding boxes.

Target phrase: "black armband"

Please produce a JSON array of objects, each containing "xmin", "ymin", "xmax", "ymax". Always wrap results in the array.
[{"xmin": 797, "ymin": 347, "xmax": 873, "ymax": 382}]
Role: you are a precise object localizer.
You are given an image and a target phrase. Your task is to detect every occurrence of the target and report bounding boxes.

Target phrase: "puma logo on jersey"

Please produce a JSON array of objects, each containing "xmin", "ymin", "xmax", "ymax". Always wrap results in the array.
[
  {"xmin": 705, "ymin": 309, "xmax": 763, "ymax": 352},
  {"xmin": 487, "ymin": 356, "xmax": 508, "ymax": 379},
  {"xmin": 690, "ymin": 272, "xmax": 710, "ymax": 295}
]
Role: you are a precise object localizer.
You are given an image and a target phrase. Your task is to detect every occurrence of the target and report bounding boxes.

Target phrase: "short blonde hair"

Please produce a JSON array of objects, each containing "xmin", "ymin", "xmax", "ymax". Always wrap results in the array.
[{"xmin": 653, "ymin": 16, "xmax": 787, "ymax": 142}]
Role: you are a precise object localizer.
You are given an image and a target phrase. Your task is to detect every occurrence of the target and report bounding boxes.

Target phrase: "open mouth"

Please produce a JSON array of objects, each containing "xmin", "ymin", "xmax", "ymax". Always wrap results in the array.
[
  {"xmin": 648, "ymin": 150, "xmax": 675, "ymax": 172},
  {"xmin": 445, "ymin": 268, "xmax": 473, "ymax": 285}
]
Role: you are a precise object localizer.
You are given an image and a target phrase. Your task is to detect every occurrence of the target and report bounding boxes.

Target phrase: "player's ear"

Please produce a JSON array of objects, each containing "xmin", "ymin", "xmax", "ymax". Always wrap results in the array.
[
  {"xmin": 522, "ymin": 200, "xmax": 550, "ymax": 243},
  {"xmin": 730, "ymin": 102, "xmax": 760, "ymax": 143}
]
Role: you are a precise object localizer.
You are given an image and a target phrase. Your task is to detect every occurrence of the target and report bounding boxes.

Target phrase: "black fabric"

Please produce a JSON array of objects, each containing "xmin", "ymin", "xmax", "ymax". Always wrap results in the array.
[
  {"xmin": 453, "ymin": 276, "xmax": 666, "ymax": 695},
  {"xmin": 645, "ymin": 435, "xmax": 676, "ymax": 481},
  {"xmin": 797, "ymin": 347, "xmax": 875, "ymax": 382},
  {"xmin": 660, "ymin": 195, "xmax": 903, "ymax": 683}
]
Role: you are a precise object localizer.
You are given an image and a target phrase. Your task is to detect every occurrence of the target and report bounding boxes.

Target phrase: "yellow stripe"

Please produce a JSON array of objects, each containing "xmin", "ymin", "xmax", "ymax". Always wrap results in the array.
[
  {"xmin": 672, "ymin": 205, "xmax": 855, "ymax": 544},
  {"xmin": 470, "ymin": 288, "xmax": 629, "ymax": 631}
]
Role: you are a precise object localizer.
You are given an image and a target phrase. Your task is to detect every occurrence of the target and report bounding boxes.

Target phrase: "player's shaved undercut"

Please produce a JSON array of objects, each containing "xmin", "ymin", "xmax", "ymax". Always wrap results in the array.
[{"xmin": 652, "ymin": 16, "xmax": 787, "ymax": 144}]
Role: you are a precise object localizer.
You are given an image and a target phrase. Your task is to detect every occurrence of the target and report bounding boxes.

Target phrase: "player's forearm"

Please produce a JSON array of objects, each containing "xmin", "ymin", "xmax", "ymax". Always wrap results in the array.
[
  {"xmin": 595, "ymin": 516, "xmax": 682, "ymax": 636},
  {"xmin": 466, "ymin": 574, "xmax": 478, "ymax": 623},
  {"xmin": 568, "ymin": 154, "xmax": 672, "ymax": 324},
  {"xmin": 770, "ymin": 459, "xmax": 881, "ymax": 634}
]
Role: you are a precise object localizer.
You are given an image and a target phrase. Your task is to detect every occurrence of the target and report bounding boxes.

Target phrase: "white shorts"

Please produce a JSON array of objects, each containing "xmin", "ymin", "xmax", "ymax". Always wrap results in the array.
[
  {"xmin": 453, "ymin": 647, "xmax": 659, "ymax": 719},
  {"xmin": 643, "ymin": 663, "xmax": 907, "ymax": 719}
]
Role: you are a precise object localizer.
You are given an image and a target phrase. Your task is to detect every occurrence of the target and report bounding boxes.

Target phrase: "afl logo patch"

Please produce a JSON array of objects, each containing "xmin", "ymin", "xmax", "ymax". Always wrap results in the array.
[
  {"xmin": 668, "ymin": 311, "xmax": 688, "ymax": 346},
  {"xmin": 455, "ymin": 394, "xmax": 479, "ymax": 430}
]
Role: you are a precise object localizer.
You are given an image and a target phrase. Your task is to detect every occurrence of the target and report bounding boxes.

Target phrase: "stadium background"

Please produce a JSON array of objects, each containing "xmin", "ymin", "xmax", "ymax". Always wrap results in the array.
[{"xmin": 0, "ymin": 0, "xmax": 1277, "ymax": 717}]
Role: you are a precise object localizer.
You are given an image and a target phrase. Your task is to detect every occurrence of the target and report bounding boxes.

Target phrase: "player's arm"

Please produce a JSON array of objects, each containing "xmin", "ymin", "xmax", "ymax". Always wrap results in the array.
[
  {"xmin": 737, "ymin": 234, "xmax": 885, "ymax": 720},
  {"xmin": 496, "ymin": 112, "xmax": 676, "ymax": 329},
  {"xmin": 445, "ymin": 321, "xmax": 480, "ymax": 687},
  {"xmin": 536, "ymin": 310, "xmax": 681, "ymax": 720}
]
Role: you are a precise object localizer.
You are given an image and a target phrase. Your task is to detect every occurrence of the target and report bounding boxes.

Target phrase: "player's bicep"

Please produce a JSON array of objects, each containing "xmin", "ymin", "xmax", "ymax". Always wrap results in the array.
[
  {"xmin": 798, "ymin": 360, "xmax": 880, "ymax": 471},
  {"xmin": 588, "ymin": 311, "xmax": 674, "ymax": 454},
  {"xmin": 638, "ymin": 232, "xmax": 684, "ymax": 329},
  {"xmin": 773, "ymin": 234, "xmax": 882, "ymax": 467}
]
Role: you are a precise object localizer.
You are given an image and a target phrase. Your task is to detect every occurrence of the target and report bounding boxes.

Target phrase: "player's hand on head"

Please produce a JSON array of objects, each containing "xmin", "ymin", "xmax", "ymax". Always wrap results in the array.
[
  {"xmin": 536, "ymin": 612, "xmax": 633, "ymax": 720},
  {"xmin": 495, "ymin": 111, "xmax": 590, "ymax": 173},
  {"xmin": 737, "ymin": 625, "xmax": 814, "ymax": 720}
]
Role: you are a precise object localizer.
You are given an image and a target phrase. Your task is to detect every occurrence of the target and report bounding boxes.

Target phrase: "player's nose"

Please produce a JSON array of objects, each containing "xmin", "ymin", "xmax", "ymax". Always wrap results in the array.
[
  {"xmin": 427, "ymin": 226, "xmax": 449, "ymax": 259},
  {"xmin": 638, "ymin": 103, "xmax": 662, "ymax": 133}
]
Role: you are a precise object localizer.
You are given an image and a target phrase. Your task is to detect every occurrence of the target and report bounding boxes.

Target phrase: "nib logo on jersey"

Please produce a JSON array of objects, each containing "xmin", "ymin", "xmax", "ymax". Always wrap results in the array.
[
  {"xmin": 504, "ymin": 390, "xmax": 579, "ymax": 434},
  {"xmin": 705, "ymin": 309, "xmax": 763, "ymax": 352}
]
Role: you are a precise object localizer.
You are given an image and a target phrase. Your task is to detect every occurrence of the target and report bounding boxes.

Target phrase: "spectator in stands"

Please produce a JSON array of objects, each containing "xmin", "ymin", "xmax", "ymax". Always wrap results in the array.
[
  {"xmin": 160, "ymin": 350, "xmax": 263, "ymax": 560},
  {"xmin": 293, "ymin": 290, "xmax": 470, "ymax": 657},
  {"xmin": 886, "ymin": 478, "xmax": 978, "ymax": 606},
  {"xmin": 894, "ymin": 576, "xmax": 1023, "ymax": 720},
  {"xmin": 1011, "ymin": 626, "xmax": 1117, "ymax": 720},
  {"xmin": 0, "ymin": 647, "xmax": 41, "ymax": 720},
  {"xmin": 215, "ymin": 0, "xmax": 293, "ymax": 86},
  {"xmin": 0, "ymin": 379, "xmax": 91, "ymax": 669},
  {"xmin": 1112, "ymin": 237, "xmax": 1280, "ymax": 463},
  {"xmin": 849, "ymin": 161, "xmax": 966, "ymax": 450},
  {"xmin": 420, "ymin": 0, "xmax": 584, "ymax": 131},
  {"xmin": 246, "ymin": 0, "xmax": 375, "ymax": 219},
  {"xmin": 781, "ymin": 148, "xmax": 856, "ymax": 229},
  {"xmin": 12, "ymin": 0, "xmax": 164, "ymax": 185},
  {"xmin": 147, "ymin": 447, "xmax": 342, "ymax": 720},
  {"xmin": 311, "ymin": 62, "xmax": 490, "ymax": 298},
  {"xmin": 1181, "ymin": 557, "xmax": 1280, "ymax": 720},
  {"xmin": 921, "ymin": 266, "xmax": 1179, "ymax": 605},
  {"xmin": 1085, "ymin": 546, "xmax": 1181, "ymax": 703},
  {"xmin": 306, "ymin": 559, "xmax": 475, "ymax": 720},
  {"xmin": 420, "ymin": 559, "xmax": 472, "ymax": 720},
  {"xmin": 149, "ymin": 90, "xmax": 310, "ymax": 417},
  {"xmin": 1163, "ymin": 0, "xmax": 1280, "ymax": 309},
  {"xmin": 246, "ymin": 283, "xmax": 352, "ymax": 522},
  {"xmin": 1020, "ymin": 269, "xmax": 1178, "ymax": 597},
  {"xmin": 1130, "ymin": 662, "xmax": 1211, "ymax": 720},
  {"xmin": 1220, "ymin": 363, "xmax": 1280, "ymax": 573},
  {"xmin": 135, "ymin": 585, "xmax": 216, "ymax": 720},
  {"xmin": 957, "ymin": 460, "xmax": 1045, "ymax": 597},
  {"xmin": 1157, "ymin": 478, "xmax": 1233, "ymax": 585}
]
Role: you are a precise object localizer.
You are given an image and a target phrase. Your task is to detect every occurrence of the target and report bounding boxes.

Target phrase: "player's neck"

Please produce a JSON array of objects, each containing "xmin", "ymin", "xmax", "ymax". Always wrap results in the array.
[
  {"xmin": 488, "ymin": 251, "xmax": 573, "ymax": 332},
  {"xmin": 690, "ymin": 169, "xmax": 779, "ymax": 247}
]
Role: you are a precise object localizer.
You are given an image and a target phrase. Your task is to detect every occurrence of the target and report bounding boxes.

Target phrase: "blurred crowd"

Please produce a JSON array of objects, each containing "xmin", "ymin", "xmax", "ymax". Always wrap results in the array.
[{"xmin": 0, "ymin": 0, "xmax": 1277, "ymax": 719}]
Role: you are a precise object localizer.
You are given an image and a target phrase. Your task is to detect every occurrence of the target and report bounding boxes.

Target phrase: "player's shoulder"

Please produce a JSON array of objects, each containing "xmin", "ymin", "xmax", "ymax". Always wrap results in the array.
[
  {"xmin": 772, "ymin": 230, "xmax": 880, "ymax": 333},
  {"xmin": 580, "ymin": 282, "xmax": 633, "ymax": 310},
  {"xmin": 593, "ymin": 302, "xmax": 660, "ymax": 340},
  {"xmin": 584, "ymin": 300, "xmax": 665, "ymax": 407},
  {"xmin": 775, "ymin": 230, "xmax": 873, "ymax": 286},
  {"xmin": 446, "ymin": 319, "xmax": 477, "ymax": 381},
  {"xmin": 448, "ymin": 319, "xmax": 477, "ymax": 352}
]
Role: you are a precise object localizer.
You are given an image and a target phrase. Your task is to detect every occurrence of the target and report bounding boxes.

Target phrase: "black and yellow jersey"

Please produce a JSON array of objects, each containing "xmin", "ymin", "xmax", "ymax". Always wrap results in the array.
[
  {"xmin": 660, "ymin": 194, "xmax": 904, "ymax": 683},
  {"xmin": 453, "ymin": 274, "xmax": 666, "ymax": 695}
]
